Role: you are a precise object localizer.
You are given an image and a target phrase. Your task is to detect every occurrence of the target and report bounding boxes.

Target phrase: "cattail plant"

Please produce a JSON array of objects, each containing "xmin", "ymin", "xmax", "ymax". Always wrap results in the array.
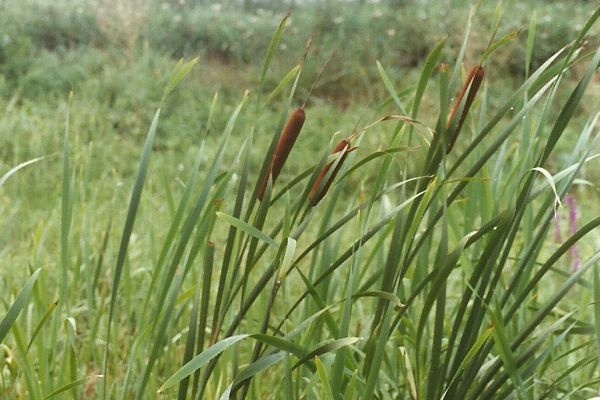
[
  {"xmin": 256, "ymin": 51, "xmax": 333, "ymax": 201},
  {"xmin": 446, "ymin": 64, "xmax": 484, "ymax": 153}
]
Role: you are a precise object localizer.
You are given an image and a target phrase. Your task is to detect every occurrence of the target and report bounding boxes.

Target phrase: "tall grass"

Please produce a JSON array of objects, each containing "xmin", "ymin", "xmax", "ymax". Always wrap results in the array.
[{"xmin": 1, "ymin": 4, "xmax": 600, "ymax": 400}]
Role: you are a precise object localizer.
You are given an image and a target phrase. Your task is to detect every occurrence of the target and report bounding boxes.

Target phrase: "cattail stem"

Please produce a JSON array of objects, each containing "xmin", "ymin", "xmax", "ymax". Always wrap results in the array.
[
  {"xmin": 446, "ymin": 65, "xmax": 484, "ymax": 153},
  {"xmin": 257, "ymin": 108, "xmax": 306, "ymax": 201},
  {"xmin": 301, "ymin": 51, "xmax": 334, "ymax": 109}
]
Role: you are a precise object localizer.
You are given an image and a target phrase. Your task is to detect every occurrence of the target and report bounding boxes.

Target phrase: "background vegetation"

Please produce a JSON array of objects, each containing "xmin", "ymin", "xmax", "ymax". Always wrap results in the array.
[{"xmin": 1, "ymin": 0, "xmax": 600, "ymax": 398}]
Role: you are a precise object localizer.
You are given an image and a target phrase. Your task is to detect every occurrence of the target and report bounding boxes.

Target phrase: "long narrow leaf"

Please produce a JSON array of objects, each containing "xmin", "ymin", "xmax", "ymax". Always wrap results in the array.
[{"xmin": 0, "ymin": 269, "xmax": 42, "ymax": 344}]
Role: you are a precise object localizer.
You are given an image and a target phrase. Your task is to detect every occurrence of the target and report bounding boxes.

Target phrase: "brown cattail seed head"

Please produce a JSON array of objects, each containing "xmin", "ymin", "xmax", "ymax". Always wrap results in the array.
[
  {"xmin": 308, "ymin": 138, "xmax": 356, "ymax": 206},
  {"xmin": 271, "ymin": 108, "xmax": 305, "ymax": 180},
  {"xmin": 446, "ymin": 66, "xmax": 479, "ymax": 129},
  {"xmin": 446, "ymin": 65, "xmax": 484, "ymax": 153},
  {"xmin": 332, "ymin": 138, "xmax": 351, "ymax": 153},
  {"xmin": 257, "ymin": 108, "xmax": 306, "ymax": 201}
]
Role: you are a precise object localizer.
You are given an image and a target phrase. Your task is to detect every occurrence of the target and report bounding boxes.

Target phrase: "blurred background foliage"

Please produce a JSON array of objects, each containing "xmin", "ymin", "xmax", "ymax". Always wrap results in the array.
[
  {"xmin": 0, "ymin": 0, "xmax": 598, "ymax": 218},
  {"xmin": 0, "ymin": 0, "xmax": 597, "ymax": 102}
]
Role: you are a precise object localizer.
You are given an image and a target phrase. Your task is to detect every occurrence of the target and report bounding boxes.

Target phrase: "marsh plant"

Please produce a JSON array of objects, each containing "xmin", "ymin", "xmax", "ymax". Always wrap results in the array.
[{"xmin": 2, "ymin": 5, "xmax": 600, "ymax": 400}]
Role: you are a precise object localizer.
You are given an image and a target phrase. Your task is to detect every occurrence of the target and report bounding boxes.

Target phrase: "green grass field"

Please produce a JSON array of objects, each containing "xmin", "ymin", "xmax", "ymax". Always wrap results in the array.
[{"xmin": 2, "ymin": 1, "xmax": 600, "ymax": 398}]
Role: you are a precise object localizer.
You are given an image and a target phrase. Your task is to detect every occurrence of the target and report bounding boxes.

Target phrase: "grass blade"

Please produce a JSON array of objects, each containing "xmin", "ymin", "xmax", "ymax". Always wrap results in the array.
[
  {"xmin": 103, "ymin": 59, "xmax": 197, "ymax": 398},
  {"xmin": 43, "ymin": 377, "xmax": 87, "ymax": 400},
  {"xmin": 315, "ymin": 356, "xmax": 335, "ymax": 400},
  {"xmin": 259, "ymin": 14, "xmax": 289, "ymax": 91},
  {"xmin": 102, "ymin": 107, "xmax": 162, "ymax": 398},
  {"xmin": 0, "ymin": 269, "xmax": 42, "ymax": 344},
  {"xmin": 216, "ymin": 212, "xmax": 278, "ymax": 248},
  {"xmin": 0, "ymin": 156, "xmax": 46, "ymax": 188},
  {"xmin": 158, "ymin": 335, "xmax": 251, "ymax": 393}
]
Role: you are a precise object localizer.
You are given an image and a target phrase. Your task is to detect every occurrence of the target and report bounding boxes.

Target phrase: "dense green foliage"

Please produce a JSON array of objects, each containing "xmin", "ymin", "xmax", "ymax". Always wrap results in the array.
[{"xmin": 1, "ymin": 1, "xmax": 600, "ymax": 399}]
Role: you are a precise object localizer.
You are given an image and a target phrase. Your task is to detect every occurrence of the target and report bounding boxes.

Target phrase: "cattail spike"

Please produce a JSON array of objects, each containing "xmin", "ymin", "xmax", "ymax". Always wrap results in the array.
[
  {"xmin": 271, "ymin": 108, "xmax": 305, "ymax": 180},
  {"xmin": 257, "ymin": 108, "xmax": 306, "ymax": 201},
  {"xmin": 308, "ymin": 138, "xmax": 356, "ymax": 206},
  {"xmin": 446, "ymin": 66, "xmax": 478, "ymax": 128},
  {"xmin": 446, "ymin": 65, "xmax": 485, "ymax": 153}
]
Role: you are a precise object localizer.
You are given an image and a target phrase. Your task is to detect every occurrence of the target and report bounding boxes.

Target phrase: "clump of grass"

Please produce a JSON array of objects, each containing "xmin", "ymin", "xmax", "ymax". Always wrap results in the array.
[
  {"xmin": 2, "ymin": 4, "xmax": 600, "ymax": 400},
  {"xmin": 156, "ymin": 7, "xmax": 600, "ymax": 399}
]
